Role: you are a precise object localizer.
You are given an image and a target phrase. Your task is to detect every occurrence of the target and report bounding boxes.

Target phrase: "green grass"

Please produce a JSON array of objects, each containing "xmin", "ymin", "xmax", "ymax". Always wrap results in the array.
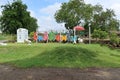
[
  {"xmin": 0, "ymin": 34, "xmax": 16, "ymax": 41},
  {"xmin": 0, "ymin": 43, "xmax": 120, "ymax": 68}
]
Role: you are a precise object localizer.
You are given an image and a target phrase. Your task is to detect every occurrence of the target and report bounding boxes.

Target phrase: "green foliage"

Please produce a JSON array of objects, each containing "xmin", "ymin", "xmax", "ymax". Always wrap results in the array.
[
  {"xmin": 29, "ymin": 31, "xmax": 34, "ymax": 38},
  {"xmin": 92, "ymin": 29, "xmax": 100, "ymax": 40},
  {"xmin": 110, "ymin": 33, "xmax": 120, "ymax": 46},
  {"xmin": 92, "ymin": 29, "xmax": 108, "ymax": 40},
  {"xmin": 55, "ymin": 0, "xmax": 86, "ymax": 29},
  {"xmin": 0, "ymin": 43, "xmax": 120, "ymax": 68},
  {"xmin": 0, "ymin": 34, "xmax": 16, "ymax": 41},
  {"xmin": 99, "ymin": 31, "xmax": 108, "ymax": 39},
  {"xmin": 0, "ymin": 0, "xmax": 38, "ymax": 34},
  {"xmin": 55, "ymin": 0, "xmax": 119, "ymax": 33}
]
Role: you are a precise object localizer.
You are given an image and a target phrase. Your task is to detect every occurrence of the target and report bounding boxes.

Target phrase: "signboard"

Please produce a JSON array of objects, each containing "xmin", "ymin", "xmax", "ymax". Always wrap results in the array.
[{"xmin": 17, "ymin": 28, "xmax": 28, "ymax": 43}]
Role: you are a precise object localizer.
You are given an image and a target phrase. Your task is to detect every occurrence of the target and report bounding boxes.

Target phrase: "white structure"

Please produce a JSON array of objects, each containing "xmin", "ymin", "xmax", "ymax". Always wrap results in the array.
[
  {"xmin": 0, "ymin": 30, "xmax": 2, "ymax": 34},
  {"xmin": 17, "ymin": 28, "xmax": 28, "ymax": 43}
]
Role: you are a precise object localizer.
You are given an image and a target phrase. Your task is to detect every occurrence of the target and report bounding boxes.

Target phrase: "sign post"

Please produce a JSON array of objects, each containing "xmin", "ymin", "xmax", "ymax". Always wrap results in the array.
[{"xmin": 89, "ymin": 25, "xmax": 91, "ymax": 44}]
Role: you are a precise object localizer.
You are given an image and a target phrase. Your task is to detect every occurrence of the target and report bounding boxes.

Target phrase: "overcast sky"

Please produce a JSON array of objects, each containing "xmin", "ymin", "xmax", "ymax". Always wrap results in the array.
[{"xmin": 0, "ymin": 0, "xmax": 120, "ymax": 32}]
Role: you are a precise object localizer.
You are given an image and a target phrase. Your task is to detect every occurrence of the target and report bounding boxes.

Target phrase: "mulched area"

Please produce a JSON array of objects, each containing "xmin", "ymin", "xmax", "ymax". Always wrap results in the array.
[{"xmin": 0, "ymin": 65, "xmax": 120, "ymax": 80}]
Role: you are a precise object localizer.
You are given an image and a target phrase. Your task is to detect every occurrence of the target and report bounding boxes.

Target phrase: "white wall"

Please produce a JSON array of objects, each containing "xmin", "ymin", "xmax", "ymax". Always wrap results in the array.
[{"xmin": 17, "ymin": 28, "xmax": 28, "ymax": 43}]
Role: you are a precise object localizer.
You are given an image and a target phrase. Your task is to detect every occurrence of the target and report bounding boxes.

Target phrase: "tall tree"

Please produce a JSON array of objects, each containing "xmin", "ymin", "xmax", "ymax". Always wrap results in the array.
[
  {"xmin": 0, "ymin": 0, "xmax": 38, "ymax": 34},
  {"xmin": 55, "ymin": 0, "xmax": 119, "ymax": 34},
  {"xmin": 91, "ymin": 6, "xmax": 119, "ymax": 32},
  {"xmin": 55, "ymin": 0, "xmax": 86, "ymax": 29}
]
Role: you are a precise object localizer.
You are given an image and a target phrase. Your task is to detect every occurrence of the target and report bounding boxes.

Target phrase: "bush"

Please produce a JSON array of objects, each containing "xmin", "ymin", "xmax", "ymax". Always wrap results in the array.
[
  {"xmin": 92, "ymin": 29, "xmax": 100, "ymax": 41},
  {"xmin": 110, "ymin": 33, "xmax": 120, "ymax": 47},
  {"xmin": 99, "ymin": 31, "xmax": 108, "ymax": 39},
  {"xmin": 0, "ymin": 34, "xmax": 16, "ymax": 42},
  {"xmin": 29, "ymin": 31, "xmax": 34, "ymax": 38},
  {"xmin": 92, "ymin": 29, "xmax": 108, "ymax": 40}
]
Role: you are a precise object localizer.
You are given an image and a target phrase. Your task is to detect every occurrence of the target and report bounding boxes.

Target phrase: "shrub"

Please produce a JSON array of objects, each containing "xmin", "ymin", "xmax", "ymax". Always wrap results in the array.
[
  {"xmin": 92, "ymin": 29, "xmax": 100, "ymax": 41},
  {"xmin": 29, "ymin": 31, "xmax": 34, "ymax": 38},
  {"xmin": 92, "ymin": 29, "xmax": 108, "ymax": 40},
  {"xmin": 110, "ymin": 33, "xmax": 120, "ymax": 47},
  {"xmin": 99, "ymin": 31, "xmax": 108, "ymax": 39}
]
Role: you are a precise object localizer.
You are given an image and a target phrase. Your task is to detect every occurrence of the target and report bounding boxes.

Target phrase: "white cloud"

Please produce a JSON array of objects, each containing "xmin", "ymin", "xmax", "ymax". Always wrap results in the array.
[
  {"xmin": 38, "ymin": 2, "xmax": 66, "ymax": 32},
  {"xmin": 84, "ymin": 0, "xmax": 96, "ymax": 5},
  {"xmin": 0, "ymin": 0, "xmax": 13, "ymax": 5},
  {"xmin": 28, "ymin": 10, "xmax": 36, "ymax": 18},
  {"xmin": 0, "ymin": 0, "xmax": 7, "ymax": 5},
  {"xmin": 0, "ymin": 0, "xmax": 5, "ymax": 16},
  {"xmin": 38, "ymin": 15, "xmax": 66, "ymax": 32},
  {"xmin": 0, "ymin": 0, "xmax": 13, "ymax": 15},
  {"xmin": 40, "ymin": 3, "xmax": 61, "ymax": 15},
  {"xmin": 111, "ymin": 3, "xmax": 120, "ymax": 19}
]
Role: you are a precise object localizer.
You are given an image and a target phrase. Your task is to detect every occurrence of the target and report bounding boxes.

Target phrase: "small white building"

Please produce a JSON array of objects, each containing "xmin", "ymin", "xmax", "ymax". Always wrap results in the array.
[{"xmin": 17, "ymin": 28, "xmax": 28, "ymax": 43}]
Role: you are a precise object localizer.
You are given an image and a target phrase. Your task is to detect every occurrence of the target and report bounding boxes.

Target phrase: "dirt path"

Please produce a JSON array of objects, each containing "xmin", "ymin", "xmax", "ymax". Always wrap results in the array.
[{"xmin": 0, "ymin": 65, "xmax": 120, "ymax": 80}]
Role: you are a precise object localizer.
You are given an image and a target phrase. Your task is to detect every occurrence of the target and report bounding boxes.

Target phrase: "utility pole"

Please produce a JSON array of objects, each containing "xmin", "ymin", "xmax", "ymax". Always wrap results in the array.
[
  {"xmin": 73, "ymin": 28, "xmax": 76, "ymax": 44},
  {"xmin": 89, "ymin": 24, "xmax": 91, "ymax": 44}
]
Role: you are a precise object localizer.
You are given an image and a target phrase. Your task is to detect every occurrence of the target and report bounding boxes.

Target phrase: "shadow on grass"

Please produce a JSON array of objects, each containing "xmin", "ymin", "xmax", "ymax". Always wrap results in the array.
[{"xmin": 6, "ymin": 46, "xmax": 119, "ymax": 68}]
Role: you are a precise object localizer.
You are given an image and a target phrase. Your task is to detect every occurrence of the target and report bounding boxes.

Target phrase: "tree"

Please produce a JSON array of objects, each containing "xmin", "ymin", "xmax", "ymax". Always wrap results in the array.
[
  {"xmin": 55, "ymin": 0, "xmax": 119, "ymax": 34},
  {"xmin": 91, "ymin": 7, "xmax": 119, "ymax": 32},
  {"xmin": 55, "ymin": 0, "xmax": 86, "ymax": 29},
  {"xmin": 0, "ymin": 0, "xmax": 38, "ymax": 34}
]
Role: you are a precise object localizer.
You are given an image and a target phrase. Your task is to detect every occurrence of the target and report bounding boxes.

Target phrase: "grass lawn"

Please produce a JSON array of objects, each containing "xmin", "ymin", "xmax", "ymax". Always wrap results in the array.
[
  {"xmin": 0, "ymin": 43, "xmax": 120, "ymax": 68},
  {"xmin": 0, "ymin": 34, "xmax": 15, "ymax": 41}
]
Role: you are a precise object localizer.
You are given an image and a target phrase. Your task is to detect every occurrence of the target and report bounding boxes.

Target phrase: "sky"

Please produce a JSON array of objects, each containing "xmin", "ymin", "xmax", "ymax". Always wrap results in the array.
[{"xmin": 0, "ymin": 0, "xmax": 120, "ymax": 32}]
